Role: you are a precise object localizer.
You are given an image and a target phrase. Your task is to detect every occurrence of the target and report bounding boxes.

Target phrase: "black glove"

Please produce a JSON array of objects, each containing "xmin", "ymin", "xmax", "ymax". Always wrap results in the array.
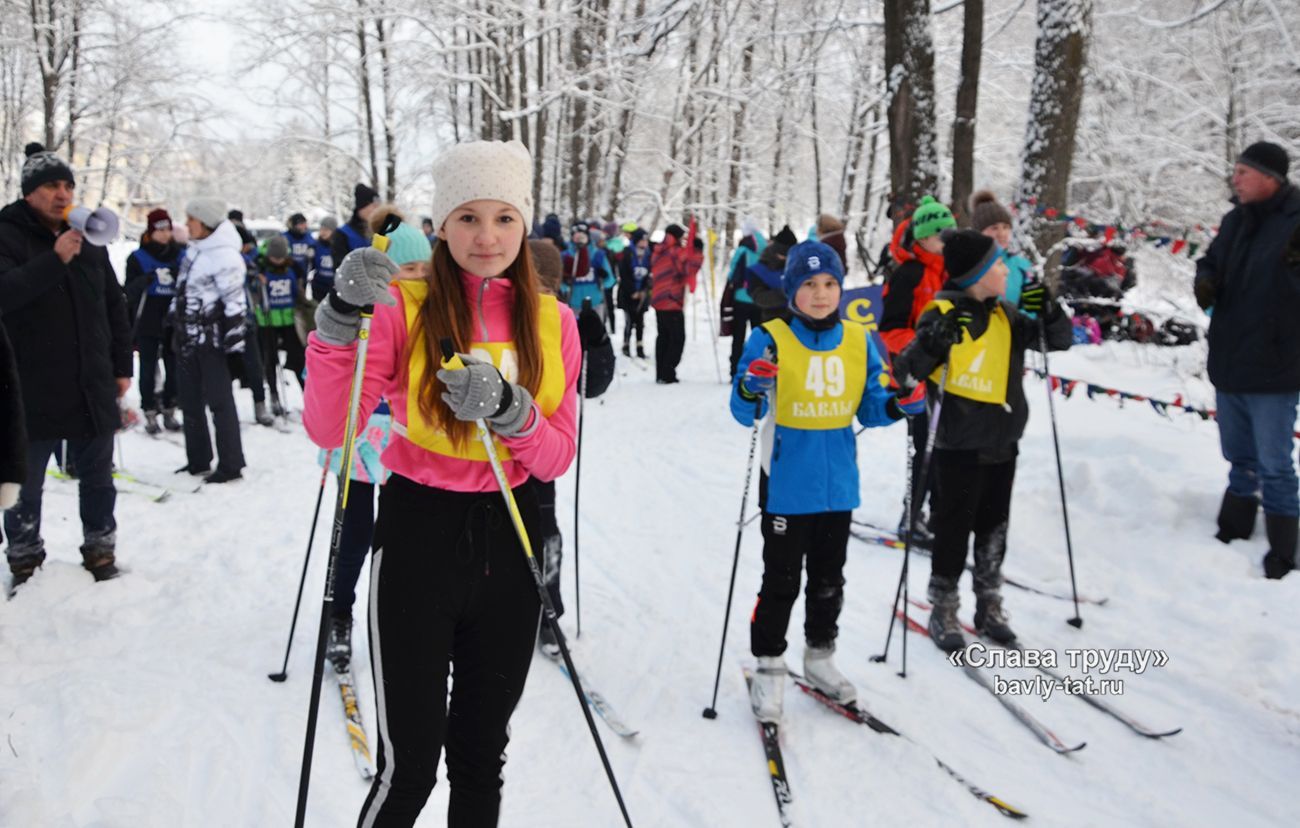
[
  {"xmin": 917, "ymin": 307, "xmax": 972, "ymax": 357},
  {"xmin": 1193, "ymin": 277, "xmax": 1217, "ymax": 311},
  {"xmin": 220, "ymin": 315, "xmax": 245, "ymax": 354},
  {"xmin": 1019, "ymin": 280, "xmax": 1052, "ymax": 315}
]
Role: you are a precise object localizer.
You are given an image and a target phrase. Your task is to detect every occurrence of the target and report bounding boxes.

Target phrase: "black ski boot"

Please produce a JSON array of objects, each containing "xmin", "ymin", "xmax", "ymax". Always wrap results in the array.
[
  {"xmin": 143, "ymin": 410, "xmax": 161, "ymax": 435},
  {"xmin": 899, "ymin": 509, "xmax": 934, "ymax": 550},
  {"xmin": 537, "ymin": 621, "xmax": 560, "ymax": 658},
  {"xmin": 1216, "ymin": 490, "xmax": 1259, "ymax": 543},
  {"xmin": 926, "ymin": 576, "xmax": 965, "ymax": 653},
  {"xmin": 80, "ymin": 537, "xmax": 119, "ymax": 583},
  {"xmin": 162, "ymin": 407, "xmax": 182, "ymax": 432},
  {"xmin": 8, "ymin": 549, "xmax": 45, "ymax": 594},
  {"xmin": 327, "ymin": 616, "xmax": 352, "ymax": 672},
  {"xmin": 204, "ymin": 467, "xmax": 242, "ymax": 484},
  {"xmin": 1262, "ymin": 514, "xmax": 1297, "ymax": 580},
  {"xmin": 621, "ymin": 343, "xmax": 631, "ymax": 357},
  {"xmin": 974, "ymin": 593, "xmax": 1017, "ymax": 644},
  {"xmin": 636, "ymin": 342, "xmax": 646, "ymax": 359}
]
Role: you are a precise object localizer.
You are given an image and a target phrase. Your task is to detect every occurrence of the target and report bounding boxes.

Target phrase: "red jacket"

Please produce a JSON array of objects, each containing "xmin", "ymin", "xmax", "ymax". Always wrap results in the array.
[
  {"xmin": 650, "ymin": 224, "xmax": 703, "ymax": 312},
  {"xmin": 879, "ymin": 218, "xmax": 947, "ymax": 356}
]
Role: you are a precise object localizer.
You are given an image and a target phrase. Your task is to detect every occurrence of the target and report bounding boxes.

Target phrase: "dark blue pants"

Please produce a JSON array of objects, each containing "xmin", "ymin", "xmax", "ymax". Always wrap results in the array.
[
  {"xmin": 138, "ymin": 334, "xmax": 177, "ymax": 412},
  {"xmin": 1216, "ymin": 390, "xmax": 1299, "ymax": 516},
  {"xmin": 333, "ymin": 479, "xmax": 374, "ymax": 620},
  {"xmin": 4, "ymin": 436, "xmax": 116, "ymax": 572}
]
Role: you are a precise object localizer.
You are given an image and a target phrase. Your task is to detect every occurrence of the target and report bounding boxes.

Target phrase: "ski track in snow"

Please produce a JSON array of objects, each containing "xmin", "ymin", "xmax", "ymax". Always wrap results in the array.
[{"xmin": 3, "ymin": 302, "xmax": 1300, "ymax": 827}]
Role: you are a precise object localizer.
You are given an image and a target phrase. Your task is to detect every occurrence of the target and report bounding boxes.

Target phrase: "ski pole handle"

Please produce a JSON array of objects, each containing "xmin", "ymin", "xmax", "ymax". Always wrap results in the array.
[{"xmin": 439, "ymin": 337, "xmax": 463, "ymax": 370}]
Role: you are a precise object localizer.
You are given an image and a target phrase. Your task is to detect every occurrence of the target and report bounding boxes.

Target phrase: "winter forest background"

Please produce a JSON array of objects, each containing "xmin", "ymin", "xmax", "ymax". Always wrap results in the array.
[{"xmin": 2, "ymin": 0, "xmax": 1299, "ymax": 275}]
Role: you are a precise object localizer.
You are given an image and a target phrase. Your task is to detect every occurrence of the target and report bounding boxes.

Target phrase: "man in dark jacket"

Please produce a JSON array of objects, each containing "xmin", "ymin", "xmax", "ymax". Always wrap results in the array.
[
  {"xmin": 0, "ymin": 143, "xmax": 132, "ymax": 588},
  {"xmin": 124, "ymin": 208, "xmax": 185, "ymax": 434},
  {"xmin": 1194, "ymin": 141, "xmax": 1300, "ymax": 579},
  {"xmin": 331, "ymin": 183, "xmax": 378, "ymax": 265}
]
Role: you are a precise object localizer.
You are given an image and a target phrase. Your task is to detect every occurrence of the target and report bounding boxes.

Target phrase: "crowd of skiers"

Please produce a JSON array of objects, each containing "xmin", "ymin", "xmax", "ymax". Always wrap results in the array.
[{"xmin": 2, "ymin": 131, "xmax": 1298, "ymax": 827}]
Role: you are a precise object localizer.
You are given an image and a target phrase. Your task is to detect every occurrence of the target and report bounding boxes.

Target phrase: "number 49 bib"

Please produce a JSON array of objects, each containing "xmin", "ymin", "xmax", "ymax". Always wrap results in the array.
[{"xmin": 761, "ymin": 319, "xmax": 870, "ymax": 430}]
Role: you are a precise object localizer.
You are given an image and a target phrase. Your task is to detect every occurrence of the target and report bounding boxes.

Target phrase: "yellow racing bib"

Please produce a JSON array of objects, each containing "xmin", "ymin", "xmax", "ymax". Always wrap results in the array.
[
  {"xmin": 762, "ymin": 319, "xmax": 870, "ymax": 430},
  {"xmin": 924, "ymin": 299, "xmax": 1011, "ymax": 405},
  {"xmin": 397, "ymin": 280, "xmax": 565, "ymax": 461}
]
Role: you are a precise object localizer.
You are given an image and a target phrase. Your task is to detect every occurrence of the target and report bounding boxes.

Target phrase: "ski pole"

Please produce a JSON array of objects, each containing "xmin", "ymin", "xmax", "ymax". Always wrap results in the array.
[
  {"xmin": 293, "ymin": 311, "xmax": 373, "ymax": 828},
  {"xmin": 574, "ymin": 347, "xmax": 588, "ymax": 639},
  {"xmin": 873, "ymin": 363, "xmax": 948, "ymax": 678},
  {"xmin": 1038, "ymin": 316, "xmax": 1083, "ymax": 628},
  {"xmin": 440, "ymin": 339, "xmax": 634, "ymax": 828},
  {"xmin": 269, "ymin": 450, "xmax": 332, "ymax": 683},
  {"xmin": 703, "ymin": 363, "xmax": 775, "ymax": 719}
]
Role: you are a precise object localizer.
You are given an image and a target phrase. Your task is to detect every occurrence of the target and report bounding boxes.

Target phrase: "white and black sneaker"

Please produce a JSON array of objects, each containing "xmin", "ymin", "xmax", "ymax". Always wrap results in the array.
[
  {"xmin": 749, "ymin": 656, "xmax": 787, "ymax": 724},
  {"xmin": 803, "ymin": 644, "xmax": 856, "ymax": 704}
]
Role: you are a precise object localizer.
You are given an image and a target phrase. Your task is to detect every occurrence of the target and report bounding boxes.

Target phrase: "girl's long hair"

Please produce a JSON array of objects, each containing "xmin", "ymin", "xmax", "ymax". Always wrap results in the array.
[{"xmin": 408, "ymin": 237, "xmax": 542, "ymax": 451}]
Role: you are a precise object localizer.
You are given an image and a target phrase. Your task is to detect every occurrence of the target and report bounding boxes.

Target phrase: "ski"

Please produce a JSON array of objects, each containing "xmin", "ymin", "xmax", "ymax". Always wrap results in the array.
[
  {"xmin": 335, "ymin": 667, "xmax": 375, "ymax": 780},
  {"xmin": 788, "ymin": 673, "xmax": 897, "ymax": 735},
  {"xmin": 850, "ymin": 524, "xmax": 1109, "ymax": 606},
  {"xmin": 553, "ymin": 657, "xmax": 639, "ymax": 738},
  {"xmin": 47, "ymin": 467, "xmax": 173, "ymax": 502},
  {"xmin": 790, "ymin": 672, "xmax": 1028, "ymax": 819},
  {"xmin": 896, "ymin": 608, "xmax": 1087, "ymax": 754},
  {"xmin": 906, "ymin": 597, "xmax": 1182, "ymax": 740},
  {"xmin": 742, "ymin": 668, "xmax": 795, "ymax": 827},
  {"xmin": 115, "ymin": 469, "xmax": 203, "ymax": 496}
]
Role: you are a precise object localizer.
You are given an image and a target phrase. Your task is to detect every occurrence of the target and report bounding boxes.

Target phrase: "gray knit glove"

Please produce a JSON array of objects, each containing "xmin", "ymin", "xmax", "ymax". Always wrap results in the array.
[
  {"xmin": 437, "ymin": 353, "xmax": 535, "ymax": 437},
  {"xmin": 314, "ymin": 248, "xmax": 399, "ymax": 346}
]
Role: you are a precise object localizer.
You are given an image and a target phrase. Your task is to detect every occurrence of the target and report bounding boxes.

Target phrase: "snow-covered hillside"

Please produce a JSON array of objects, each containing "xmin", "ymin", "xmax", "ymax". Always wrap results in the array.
[{"xmin": 3, "ymin": 304, "xmax": 1299, "ymax": 827}]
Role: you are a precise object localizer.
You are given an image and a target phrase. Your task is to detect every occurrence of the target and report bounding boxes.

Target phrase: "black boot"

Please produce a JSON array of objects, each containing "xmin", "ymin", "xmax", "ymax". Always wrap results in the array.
[
  {"xmin": 926, "ymin": 576, "xmax": 965, "ymax": 653},
  {"xmin": 327, "ymin": 615, "xmax": 352, "ymax": 672},
  {"xmin": 974, "ymin": 593, "xmax": 1017, "ymax": 644},
  {"xmin": 1216, "ymin": 490, "xmax": 1259, "ymax": 543},
  {"xmin": 80, "ymin": 540, "xmax": 119, "ymax": 583},
  {"xmin": 1262, "ymin": 514, "xmax": 1297, "ymax": 580}
]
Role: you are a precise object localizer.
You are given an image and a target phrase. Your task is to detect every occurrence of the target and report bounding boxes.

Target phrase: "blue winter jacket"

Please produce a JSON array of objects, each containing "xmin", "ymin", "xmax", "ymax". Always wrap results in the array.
[
  {"xmin": 311, "ymin": 237, "xmax": 335, "ymax": 289},
  {"xmin": 1001, "ymin": 250, "xmax": 1033, "ymax": 307},
  {"xmin": 727, "ymin": 233, "xmax": 766, "ymax": 304},
  {"xmin": 282, "ymin": 229, "xmax": 316, "ymax": 275},
  {"xmin": 731, "ymin": 317, "xmax": 898, "ymax": 515}
]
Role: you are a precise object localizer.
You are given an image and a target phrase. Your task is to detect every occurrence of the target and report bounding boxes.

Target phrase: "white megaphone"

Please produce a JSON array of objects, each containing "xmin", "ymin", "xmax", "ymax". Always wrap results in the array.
[{"xmin": 62, "ymin": 204, "xmax": 120, "ymax": 246}]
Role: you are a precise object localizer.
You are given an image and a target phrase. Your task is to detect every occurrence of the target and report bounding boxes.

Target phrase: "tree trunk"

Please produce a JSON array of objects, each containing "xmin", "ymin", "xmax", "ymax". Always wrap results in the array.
[
  {"xmin": 374, "ymin": 9, "xmax": 397, "ymax": 201},
  {"xmin": 532, "ymin": 3, "xmax": 548, "ymax": 213},
  {"xmin": 568, "ymin": 1, "xmax": 592, "ymax": 219},
  {"xmin": 950, "ymin": 0, "xmax": 984, "ymax": 225},
  {"xmin": 67, "ymin": 1, "xmax": 81, "ymax": 161},
  {"xmin": 883, "ymin": 0, "xmax": 940, "ymax": 216},
  {"xmin": 1014, "ymin": 0, "xmax": 1093, "ymax": 282},
  {"xmin": 355, "ymin": 2, "xmax": 380, "ymax": 189},
  {"xmin": 725, "ymin": 20, "xmax": 757, "ymax": 248}
]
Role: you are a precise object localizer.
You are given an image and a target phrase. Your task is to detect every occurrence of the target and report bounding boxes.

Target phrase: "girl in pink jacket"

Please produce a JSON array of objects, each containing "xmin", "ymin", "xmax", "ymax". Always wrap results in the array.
[{"xmin": 304, "ymin": 140, "xmax": 579, "ymax": 826}]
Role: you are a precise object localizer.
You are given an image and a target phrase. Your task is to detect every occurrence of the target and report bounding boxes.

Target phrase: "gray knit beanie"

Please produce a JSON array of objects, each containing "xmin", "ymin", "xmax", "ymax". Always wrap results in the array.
[{"xmin": 429, "ymin": 141, "xmax": 534, "ymax": 233}]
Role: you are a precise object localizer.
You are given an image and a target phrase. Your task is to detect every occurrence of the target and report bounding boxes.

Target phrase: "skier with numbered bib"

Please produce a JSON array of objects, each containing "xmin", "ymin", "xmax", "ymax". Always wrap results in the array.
[
  {"xmin": 731, "ymin": 240, "xmax": 915, "ymax": 723},
  {"xmin": 303, "ymin": 140, "xmax": 580, "ymax": 826},
  {"xmin": 892, "ymin": 229, "xmax": 1073, "ymax": 652}
]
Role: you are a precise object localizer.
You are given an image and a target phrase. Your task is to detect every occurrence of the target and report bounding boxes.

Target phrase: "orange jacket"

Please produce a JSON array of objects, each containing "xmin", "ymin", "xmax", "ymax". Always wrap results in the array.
[{"xmin": 879, "ymin": 218, "xmax": 947, "ymax": 356}]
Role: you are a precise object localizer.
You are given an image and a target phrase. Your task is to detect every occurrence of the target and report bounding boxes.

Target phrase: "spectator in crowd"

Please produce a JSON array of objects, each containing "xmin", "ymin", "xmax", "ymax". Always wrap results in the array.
[
  {"xmin": 1194, "ymin": 140, "xmax": 1300, "ymax": 579},
  {"xmin": 124, "ymin": 208, "xmax": 185, "ymax": 434}
]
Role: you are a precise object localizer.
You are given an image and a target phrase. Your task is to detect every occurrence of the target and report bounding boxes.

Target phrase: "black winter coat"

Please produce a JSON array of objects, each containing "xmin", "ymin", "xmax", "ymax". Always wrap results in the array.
[
  {"xmin": 1194, "ymin": 184, "xmax": 1300, "ymax": 393},
  {"xmin": 0, "ymin": 199, "xmax": 131, "ymax": 440},
  {"xmin": 894, "ymin": 290, "xmax": 1073, "ymax": 463},
  {"xmin": 123, "ymin": 239, "xmax": 185, "ymax": 339},
  {"xmin": 0, "ymin": 316, "xmax": 25, "ymax": 488}
]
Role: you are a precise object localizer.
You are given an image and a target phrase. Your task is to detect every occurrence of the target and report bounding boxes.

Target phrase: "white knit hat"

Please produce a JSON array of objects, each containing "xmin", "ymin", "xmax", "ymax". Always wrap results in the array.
[
  {"xmin": 429, "ymin": 141, "xmax": 533, "ymax": 233},
  {"xmin": 185, "ymin": 196, "xmax": 227, "ymax": 230}
]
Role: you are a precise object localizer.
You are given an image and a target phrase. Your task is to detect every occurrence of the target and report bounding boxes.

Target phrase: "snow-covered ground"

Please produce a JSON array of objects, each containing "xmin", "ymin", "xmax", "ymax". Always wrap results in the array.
[{"xmin": 3, "ymin": 297, "xmax": 1299, "ymax": 827}]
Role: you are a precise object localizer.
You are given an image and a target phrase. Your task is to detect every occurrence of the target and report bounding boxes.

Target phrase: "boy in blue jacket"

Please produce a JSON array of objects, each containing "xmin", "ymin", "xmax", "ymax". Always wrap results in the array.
[{"xmin": 732, "ymin": 240, "xmax": 918, "ymax": 723}]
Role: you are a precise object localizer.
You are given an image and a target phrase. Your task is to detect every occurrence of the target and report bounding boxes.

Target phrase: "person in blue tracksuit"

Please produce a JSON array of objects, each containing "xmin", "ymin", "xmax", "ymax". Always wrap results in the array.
[
  {"xmin": 282, "ymin": 212, "xmax": 316, "ymax": 278},
  {"xmin": 310, "ymin": 216, "xmax": 338, "ymax": 300},
  {"xmin": 616, "ymin": 229, "xmax": 654, "ymax": 357},
  {"xmin": 731, "ymin": 240, "xmax": 917, "ymax": 724},
  {"xmin": 727, "ymin": 221, "xmax": 767, "ymax": 377},
  {"xmin": 123, "ymin": 208, "xmax": 185, "ymax": 434},
  {"xmin": 561, "ymin": 221, "xmax": 615, "ymax": 321}
]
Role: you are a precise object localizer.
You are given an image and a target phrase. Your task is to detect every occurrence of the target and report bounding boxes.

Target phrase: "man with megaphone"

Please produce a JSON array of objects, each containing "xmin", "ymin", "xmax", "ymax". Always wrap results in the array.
[{"xmin": 0, "ymin": 142, "xmax": 133, "ymax": 591}]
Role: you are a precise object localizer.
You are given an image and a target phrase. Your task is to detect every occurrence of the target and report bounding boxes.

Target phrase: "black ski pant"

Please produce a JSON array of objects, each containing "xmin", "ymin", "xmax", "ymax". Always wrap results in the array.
[
  {"xmin": 333, "ymin": 479, "xmax": 375, "ymax": 620},
  {"xmin": 177, "ymin": 346, "xmax": 245, "ymax": 475},
  {"xmin": 534, "ymin": 479, "xmax": 564, "ymax": 616},
  {"xmin": 654, "ymin": 309, "xmax": 686, "ymax": 382},
  {"xmin": 260, "ymin": 325, "xmax": 306, "ymax": 403},
  {"xmin": 751, "ymin": 475, "xmax": 851, "ymax": 656},
  {"xmin": 622, "ymin": 309, "xmax": 646, "ymax": 350},
  {"xmin": 4, "ymin": 436, "xmax": 116, "ymax": 573},
  {"xmin": 929, "ymin": 451, "xmax": 1016, "ymax": 596},
  {"xmin": 138, "ymin": 333, "xmax": 178, "ymax": 412},
  {"xmin": 907, "ymin": 412, "xmax": 935, "ymax": 520},
  {"xmin": 728, "ymin": 302, "xmax": 758, "ymax": 379},
  {"xmin": 604, "ymin": 287, "xmax": 616, "ymax": 334},
  {"xmin": 241, "ymin": 317, "xmax": 267, "ymax": 404},
  {"xmin": 358, "ymin": 474, "xmax": 542, "ymax": 828}
]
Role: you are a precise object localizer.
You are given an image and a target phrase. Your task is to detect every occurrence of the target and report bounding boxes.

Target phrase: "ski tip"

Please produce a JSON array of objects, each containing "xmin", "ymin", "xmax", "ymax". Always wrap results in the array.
[
  {"xmin": 1058, "ymin": 741, "xmax": 1087, "ymax": 753},
  {"xmin": 1142, "ymin": 727, "xmax": 1183, "ymax": 739},
  {"xmin": 988, "ymin": 796, "xmax": 1030, "ymax": 820}
]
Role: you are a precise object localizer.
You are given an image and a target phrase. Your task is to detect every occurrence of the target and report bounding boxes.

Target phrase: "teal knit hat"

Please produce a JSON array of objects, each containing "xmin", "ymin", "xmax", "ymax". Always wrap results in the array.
[
  {"xmin": 911, "ymin": 195, "xmax": 957, "ymax": 240},
  {"xmin": 383, "ymin": 221, "xmax": 432, "ymax": 266}
]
